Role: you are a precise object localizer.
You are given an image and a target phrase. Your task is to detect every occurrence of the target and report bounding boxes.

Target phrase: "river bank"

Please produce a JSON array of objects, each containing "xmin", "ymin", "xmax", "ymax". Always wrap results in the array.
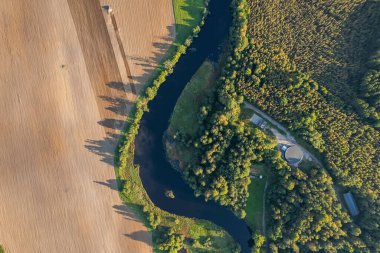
[
  {"xmin": 133, "ymin": 0, "xmax": 253, "ymax": 252},
  {"xmin": 116, "ymin": 0, "xmax": 243, "ymax": 252}
]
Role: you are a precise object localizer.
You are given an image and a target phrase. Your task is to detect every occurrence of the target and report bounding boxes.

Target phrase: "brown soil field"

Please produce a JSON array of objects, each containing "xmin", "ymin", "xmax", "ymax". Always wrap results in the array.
[
  {"xmin": 0, "ymin": 0, "xmax": 174, "ymax": 252},
  {"xmin": 99, "ymin": 0, "xmax": 176, "ymax": 93}
]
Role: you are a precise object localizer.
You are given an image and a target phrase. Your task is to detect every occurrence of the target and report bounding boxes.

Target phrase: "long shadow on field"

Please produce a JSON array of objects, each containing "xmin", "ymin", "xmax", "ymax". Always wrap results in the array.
[
  {"xmin": 124, "ymin": 231, "xmax": 152, "ymax": 247},
  {"xmin": 94, "ymin": 179, "xmax": 119, "ymax": 191},
  {"xmin": 85, "ymin": 133, "xmax": 120, "ymax": 166},
  {"xmin": 85, "ymin": 25, "xmax": 175, "ymax": 167},
  {"xmin": 126, "ymin": 25, "xmax": 175, "ymax": 92},
  {"xmin": 82, "ymin": 11, "xmax": 175, "ymax": 245},
  {"xmin": 99, "ymin": 96, "xmax": 131, "ymax": 117},
  {"xmin": 113, "ymin": 204, "xmax": 140, "ymax": 223}
]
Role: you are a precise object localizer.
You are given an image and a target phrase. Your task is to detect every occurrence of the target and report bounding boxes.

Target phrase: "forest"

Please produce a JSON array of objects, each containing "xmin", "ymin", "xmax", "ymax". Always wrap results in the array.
[
  {"xmin": 158, "ymin": 0, "xmax": 380, "ymax": 251},
  {"xmin": 172, "ymin": 0, "xmax": 380, "ymax": 251},
  {"xmin": 226, "ymin": 0, "xmax": 380, "ymax": 250},
  {"xmin": 357, "ymin": 42, "xmax": 380, "ymax": 127},
  {"xmin": 246, "ymin": 0, "xmax": 380, "ymax": 127},
  {"xmin": 264, "ymin": 152, "xmax": 366, "ymax": 252},
  {"xmin": 172, "ymin": 67, "xmax": 274, "ymax": 217}
]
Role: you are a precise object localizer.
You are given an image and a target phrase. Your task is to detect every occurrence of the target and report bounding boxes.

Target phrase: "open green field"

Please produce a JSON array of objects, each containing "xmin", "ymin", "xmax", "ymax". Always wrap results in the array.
[
  {"xmin": 166, "ymin": 60, "xmax": 217, "ymax": 170},
  {"xmin": 0, "ymin": 245, "xmax": 4, "ymax": 253},
  {"xmin": 245, "ymin": 164, "xmax": 268, "ymax": 232},
  {"xmin": 246, "ymin": 179, "xmax": 265, "ymax": 231},
  {"xmin": 169, "ymin": 60, "xmax": 216, "ymax": 137},
  {"xmin": 173, "ymin": 0, "xmax": 207, "ymax": 44}
]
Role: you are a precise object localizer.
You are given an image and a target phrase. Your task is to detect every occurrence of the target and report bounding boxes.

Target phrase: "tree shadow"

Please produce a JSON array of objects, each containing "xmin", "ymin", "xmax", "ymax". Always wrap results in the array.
[
  {"xmin": 84, "ymin": 21, "xmax": 175, "ymax": 167},
  {"xmin": 65, "ymin": 1, "xmax": 178, "ymax": 248},
  {"xmin": 97, "ymin": 118, "xmax": 126, "ymax": 131},
  {"xmin": 179, "ymin": 0, "xmax": 205, "ymax": 27},
  {"xmin": 113, "ymin": 204, "xmax": 140, "ymax": 222},
  {"xmin": 85, "ymin": 132, "xmax": 120, "ymax": 166},
  {"xmin": 106, "ymin": 81, "xmax": 131, "ymax": 93},
  {"xmin": 94, "ymin": 179, "xmax": 119, "ymax": 191},
  {"xmin": 124, "ymin": 231, "xmax": 152, "ymax": 247},
  {"xmin": 125, "ymin": 24, "xmax": 176, "ymax": 92},
  {"xmin": 99, "ymin": 95, "xmax": 132, "ymax": 117}
]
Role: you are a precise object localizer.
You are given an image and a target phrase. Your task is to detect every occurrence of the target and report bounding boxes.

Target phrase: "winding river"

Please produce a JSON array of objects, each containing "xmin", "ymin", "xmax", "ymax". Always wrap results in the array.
[{"xmin": 134, "ymin": 0, "xmax": 252, "ymax": 252}]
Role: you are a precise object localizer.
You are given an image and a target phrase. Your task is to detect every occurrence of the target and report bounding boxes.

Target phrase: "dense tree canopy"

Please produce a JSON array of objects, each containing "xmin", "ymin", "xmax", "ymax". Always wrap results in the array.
[
  {"xmin": 357, "ymin": 43, "xmax": 380, "ymax": 127},
  {"xmin": 169, "ymin": 0, "xmax": 380, "ymax": 250},
  {"xmin": 174, "ymin": 69, "xmax": 274, "ymax": 216},
  {"xmin": 246, "ymin": 0, "xmax": 380, "ymax": 125},
  {"xmin": 267, "ymin": 154, "xmax": 366, "ymax": 252},
  {"xmin": 219, "ymin": 0, "xmax": 380, "ymax": 249}
]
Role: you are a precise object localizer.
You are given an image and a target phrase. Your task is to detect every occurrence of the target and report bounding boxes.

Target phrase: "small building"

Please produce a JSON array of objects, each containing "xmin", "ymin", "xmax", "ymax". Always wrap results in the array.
[
  {"xmin": 284, "ymin": 145, "xmax": 303, "ymax": 167},
  {"xmin": 343, "ymin": 192, "xmax": 360, "ymax": 217},
  {"xmin": 280, "ymin": 144, "xmax": 288, "ymax": 152},
  {"xmin": 250, "ymin": 114, "xmax": 264, "ymax": 127}
]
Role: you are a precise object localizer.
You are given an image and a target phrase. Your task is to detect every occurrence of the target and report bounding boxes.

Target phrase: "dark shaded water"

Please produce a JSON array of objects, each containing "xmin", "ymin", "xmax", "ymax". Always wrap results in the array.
[{"xmin": 134, "ymin": 0, "xmax": 251, "ymax": 252}]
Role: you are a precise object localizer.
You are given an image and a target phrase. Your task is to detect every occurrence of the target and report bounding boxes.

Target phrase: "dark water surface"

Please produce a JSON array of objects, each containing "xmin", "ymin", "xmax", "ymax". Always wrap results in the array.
[{"xmin": 134, "ymin": 0, "xmax": 251, "ymax": 252}]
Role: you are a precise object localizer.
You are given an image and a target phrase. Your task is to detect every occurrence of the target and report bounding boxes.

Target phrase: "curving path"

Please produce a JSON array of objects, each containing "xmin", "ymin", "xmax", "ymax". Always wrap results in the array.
[{"xmin": 245, "ymin": 102, "xmax": 323, "ymax": 168}]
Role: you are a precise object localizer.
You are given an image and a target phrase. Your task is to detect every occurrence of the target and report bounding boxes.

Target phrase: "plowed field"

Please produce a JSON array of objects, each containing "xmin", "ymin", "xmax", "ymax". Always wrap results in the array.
[{"xmin": 0, "ymin": 0, "xmax": 174, "ymax": 252}]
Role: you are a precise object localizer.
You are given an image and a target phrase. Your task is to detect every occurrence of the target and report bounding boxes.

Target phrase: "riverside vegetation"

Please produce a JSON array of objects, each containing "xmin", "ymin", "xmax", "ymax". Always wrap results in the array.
[
  {"xmin": 115, "ymin": 0, "xmax": 239, "ymax": 252},
  {"xmin": 168, "ymin": 0, "xmax": 380, "ymax": 252}
]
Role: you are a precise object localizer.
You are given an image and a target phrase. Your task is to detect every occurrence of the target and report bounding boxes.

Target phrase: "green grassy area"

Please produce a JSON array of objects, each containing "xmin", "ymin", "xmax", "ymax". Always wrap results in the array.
[
  {"xmin": 169, "ymin": 60, "xmax": 216, "ymax": 137},
  {"xmin": 0, "ymin": 245, "xmax": 4, "ymax": 253},
  {"xmin": 245, "ymin": 164, "xmax": 268, "ymax": 232},
  {"xmin": 173, "ymin": 0, "xmax": 208, "ymax": 44},
  {"xmin": 166, "ymin": 60, "xmax": 217, "ymax": 170},
  {"xmin": 245, "ymin": 179, "xmax": 265, "ymax": 231}
]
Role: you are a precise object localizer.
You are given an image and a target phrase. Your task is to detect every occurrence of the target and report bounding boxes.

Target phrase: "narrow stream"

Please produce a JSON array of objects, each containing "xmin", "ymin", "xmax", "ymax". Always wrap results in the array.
[{"xmin": 134, "ymin": 0, "xmax": 251, "ymax": 252}]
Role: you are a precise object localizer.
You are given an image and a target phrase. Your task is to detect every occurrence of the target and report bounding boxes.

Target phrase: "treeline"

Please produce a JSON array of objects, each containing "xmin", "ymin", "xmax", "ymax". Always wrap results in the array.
[
  {"xmin": 265, "ymin": 152, "xmax": 366, "ymax": 252},
  {"xmin": 356, "ymin": 41, "xmax": 380, "ymax": 128},
  {"xmin": 220, "ymin": 0, "xmax": 380, "ymax": 249}
]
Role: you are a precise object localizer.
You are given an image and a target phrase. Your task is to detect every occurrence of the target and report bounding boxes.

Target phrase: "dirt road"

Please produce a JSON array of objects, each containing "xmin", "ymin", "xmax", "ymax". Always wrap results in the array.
[
  {"xmin": 0, "ymin": 0, "xmax": 173, "ymax": 252},
  {"xmin": 245, "ymin": 102, "xmax": 323, "ymax": 168}
]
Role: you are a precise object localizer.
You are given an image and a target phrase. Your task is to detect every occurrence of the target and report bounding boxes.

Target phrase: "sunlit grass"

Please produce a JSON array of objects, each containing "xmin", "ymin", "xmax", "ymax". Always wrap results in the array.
[
  {"xmin": 169, "ymin": 60, "xmax": 216, "ymax": 137},
  {"xmin": 173, "ymin": 0, "xmax": 207, "ymax": 44}
]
